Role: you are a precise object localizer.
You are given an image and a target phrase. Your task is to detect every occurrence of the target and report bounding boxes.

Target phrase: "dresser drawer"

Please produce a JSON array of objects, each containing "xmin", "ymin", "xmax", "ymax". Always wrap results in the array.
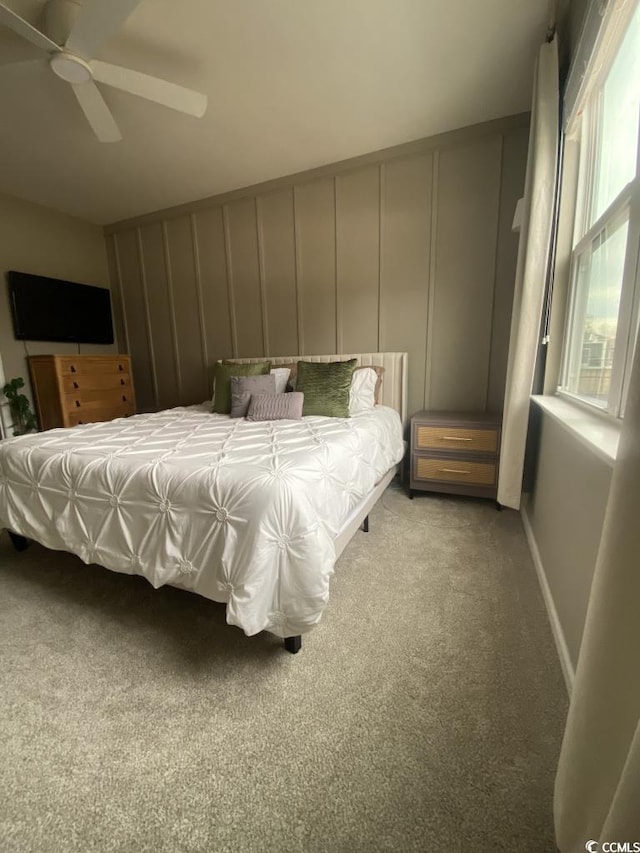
[
  {"xmin": 56, "ymin": 356, "xmax": 130, "ymax": 377},
  {"xmin": 59, "ymin": 373, "xmax": 132, "ymax": 394},
  {"xmin": 64, "ymin": 388, "xmax": 134, "ymax": 413},
  {"xmin": 415, "ymin": 424, "xmax": 498, "ymax": 454},
  {"xmin": 66, "ymin": 405, "xmax": 134, "ymax": 427},
  {"xmin": 413, "ymin": 456, "xmax": 497, "ymax": 487}
]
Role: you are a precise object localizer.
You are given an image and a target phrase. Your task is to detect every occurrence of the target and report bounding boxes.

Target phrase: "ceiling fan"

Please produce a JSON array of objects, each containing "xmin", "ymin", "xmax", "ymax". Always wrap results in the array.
[{"xmin": 0, "ymin": 0, "xmax": 207, "ymax": 142}]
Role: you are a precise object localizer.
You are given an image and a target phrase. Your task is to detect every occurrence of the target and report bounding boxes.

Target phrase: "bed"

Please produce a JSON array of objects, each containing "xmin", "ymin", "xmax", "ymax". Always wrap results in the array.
[{"xmin": 0, "ymin": 352, "xmax": 407, "ymax": 652}]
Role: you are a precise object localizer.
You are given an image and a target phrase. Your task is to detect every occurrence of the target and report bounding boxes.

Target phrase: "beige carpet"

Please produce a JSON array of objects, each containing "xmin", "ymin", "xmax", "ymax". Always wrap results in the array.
[{"xmin": 0, "ymin": 482, "xmax": 566, "ymax": 852}]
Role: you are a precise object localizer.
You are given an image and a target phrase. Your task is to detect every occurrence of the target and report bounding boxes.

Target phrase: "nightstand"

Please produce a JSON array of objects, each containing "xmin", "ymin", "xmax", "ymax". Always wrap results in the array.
[{"xmin": 408, "ymin": 411, "xmax": 502, "ymax": 504}]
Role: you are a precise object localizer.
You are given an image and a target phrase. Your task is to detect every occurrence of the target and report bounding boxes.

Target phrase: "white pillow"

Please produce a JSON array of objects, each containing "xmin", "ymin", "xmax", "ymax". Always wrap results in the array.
[
  {"xmin": 270, "ymin": 367, "xmax": 291, "ymax": 394},
  {"xmin": 349, "ymin": 367, "xmax": 377, "ymax": 414}
]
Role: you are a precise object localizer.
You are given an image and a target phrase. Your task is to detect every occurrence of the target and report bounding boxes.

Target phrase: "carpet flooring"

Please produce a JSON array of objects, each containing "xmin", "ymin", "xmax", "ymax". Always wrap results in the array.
[{"xmin": 0, "ymin": 481, "xmax": 567, "ymax": 852}]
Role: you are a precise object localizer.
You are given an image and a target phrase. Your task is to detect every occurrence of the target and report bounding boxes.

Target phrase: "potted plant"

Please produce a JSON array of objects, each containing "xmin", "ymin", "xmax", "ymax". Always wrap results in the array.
[{"xmin": 2, "ymin": 377, "xmax": 38, "ymax": 436}]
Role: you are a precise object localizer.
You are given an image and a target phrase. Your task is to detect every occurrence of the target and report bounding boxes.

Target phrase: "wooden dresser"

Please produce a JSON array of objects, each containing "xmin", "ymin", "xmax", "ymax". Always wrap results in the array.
[
  {"xmin": 409, "ymin": 411, "xmax": 502, "ymax": 503},
  {"xmin": 28, "ymin": 354, "xmax": 136, "ymax": 430}
]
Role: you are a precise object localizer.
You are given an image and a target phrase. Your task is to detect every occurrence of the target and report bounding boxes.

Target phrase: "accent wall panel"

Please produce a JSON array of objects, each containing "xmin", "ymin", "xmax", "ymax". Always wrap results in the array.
[
  {"xmin": 224, "ymin": 199, "xmax": 264, "ymax": 358},
  {"xmin": 294, "ymin": 178, "xmax": 337, "ymax": 355},
  {"xmin": 335, "ymin": 166, "xmax": 380, "ymax": 353},
  {"xmin": 257, "ymin": 189, "xmax": 299, "ymax": 356},
  {"xmin": 379, "ymin": 153, "xmax": 433, "ymax": 418},
  {"xmin": 106, "ymin": 114, "xmax": 529, "ymax": 419},
  {"xmin": 113, "ymin": 230, "xmax": 155, "ymax": 412},
  {"xmin": 164, "ymin": 216, "xmax": 208, "ymax": 405},
  {"xmin": 428, "ymin": 134, "xmax": 502, "ymax": 411},
  {"xmin": 193, "ymin": 207, "xmax": 233, "ymax": 387},
  {"xmin": 104, "ymin": 235, "xmax": 127, "ymax": 358},
  {"xmin": 139, "ymin": 223, "xmax": 179, "ymax": 410}
]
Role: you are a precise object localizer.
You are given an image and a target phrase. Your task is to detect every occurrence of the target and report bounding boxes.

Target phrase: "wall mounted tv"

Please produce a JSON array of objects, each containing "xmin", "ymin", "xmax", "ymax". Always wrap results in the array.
[{"xmin": 8, "ymin": 271, "xmax": 114, "ymax": 345}]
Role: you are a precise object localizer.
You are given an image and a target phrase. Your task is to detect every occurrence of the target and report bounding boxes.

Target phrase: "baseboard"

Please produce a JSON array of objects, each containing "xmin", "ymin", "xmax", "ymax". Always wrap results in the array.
[{"xmin": 521, "ymin": 502, "xmax": 575, "ymax": 695}]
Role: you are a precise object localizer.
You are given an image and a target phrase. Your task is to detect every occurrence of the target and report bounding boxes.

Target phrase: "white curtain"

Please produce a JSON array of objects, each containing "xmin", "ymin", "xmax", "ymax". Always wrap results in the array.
[
  {"xmin": 497, "ymin": 37, "xmax": 559, "ymax": 510},
  {"xmin": 554, "ymin": 334, "xmax": 640, "ymax": 848}
]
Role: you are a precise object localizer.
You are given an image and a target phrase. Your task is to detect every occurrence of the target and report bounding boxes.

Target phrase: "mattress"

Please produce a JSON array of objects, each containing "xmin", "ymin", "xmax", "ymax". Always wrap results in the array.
[{"xmin": 0, "ymin": 404, "xmax": 404, "ymax": 637}]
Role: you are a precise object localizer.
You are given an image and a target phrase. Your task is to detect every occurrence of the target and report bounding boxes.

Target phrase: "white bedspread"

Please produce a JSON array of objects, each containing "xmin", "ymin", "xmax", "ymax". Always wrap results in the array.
[{"xmin": 0, "ymin": 405, "xmax": 403, "ymax": 637}]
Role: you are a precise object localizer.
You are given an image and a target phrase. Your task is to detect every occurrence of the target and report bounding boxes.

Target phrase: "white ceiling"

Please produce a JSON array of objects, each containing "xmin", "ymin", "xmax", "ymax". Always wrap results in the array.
[{"xmin": 0, "ymin": 0, "xmax": 549, "ymax": 225}]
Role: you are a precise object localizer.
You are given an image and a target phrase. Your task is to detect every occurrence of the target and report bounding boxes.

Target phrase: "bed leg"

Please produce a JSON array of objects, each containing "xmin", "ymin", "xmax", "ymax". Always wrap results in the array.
[
  {"xmin": 362, "ymin": 515, "xmax": 369, "ymax": 533},
  {"xmin": 284, "ymin": 635, "xmax": 302, "ymax": 654},
  {"xmin": 8, "ymin": 532, "xmax": 29, "ymax": 552}
]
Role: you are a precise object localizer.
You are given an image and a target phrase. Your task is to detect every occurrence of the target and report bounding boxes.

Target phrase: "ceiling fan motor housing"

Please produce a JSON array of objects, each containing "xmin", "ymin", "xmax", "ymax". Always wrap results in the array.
[
  {"xmin": 43, "ymin": 0, "xmax": 81, "ymax": 47},
  {"xmin": 50, "ymin": 51, "xmax": 92, "ymax": 83}
]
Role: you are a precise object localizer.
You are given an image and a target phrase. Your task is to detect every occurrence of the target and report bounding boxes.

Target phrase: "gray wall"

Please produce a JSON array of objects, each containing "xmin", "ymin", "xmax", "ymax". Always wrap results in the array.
[
  {"xmin": 0, "ymin": 192, "xmax": 116, "ymax": 427},
  {"xmin": 523, "ymin": 416, "xmax": 612, "ymax": 670},
  {"xmin": 105, "ymin": 114, "xmax": 529, "ymax": 415}
]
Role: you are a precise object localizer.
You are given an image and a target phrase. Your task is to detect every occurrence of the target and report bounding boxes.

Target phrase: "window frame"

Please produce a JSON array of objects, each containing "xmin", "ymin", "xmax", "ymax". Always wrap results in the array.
[{"xmin": 557, "ymin": 4, "xmax": 640, "ymax": 420}]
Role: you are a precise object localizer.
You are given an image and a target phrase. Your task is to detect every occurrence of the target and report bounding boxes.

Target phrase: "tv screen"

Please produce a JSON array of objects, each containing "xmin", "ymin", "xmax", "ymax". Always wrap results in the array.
[{"xmin": 8, "ymin": 271, "xmax": 114, "ymax": 345}]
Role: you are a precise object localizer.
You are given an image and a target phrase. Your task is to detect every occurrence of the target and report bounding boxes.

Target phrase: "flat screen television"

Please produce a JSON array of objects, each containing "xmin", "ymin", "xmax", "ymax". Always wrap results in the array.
[{"xmin": 7, "ymin": 271, "xmax": 114, "ymax": 345}]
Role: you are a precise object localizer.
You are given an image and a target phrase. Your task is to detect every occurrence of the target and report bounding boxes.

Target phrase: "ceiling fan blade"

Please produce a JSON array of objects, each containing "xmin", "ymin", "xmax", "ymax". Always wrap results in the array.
[
  {"xmin": 91, "ymin": 60, "xmax": 207, "ymax": 118},
  {"xmin": 0, "ymin": 57, "xmax": 45, "ymax": 74},
  {"xmin": 0, "ymin": 2, "xmax": 60, "ymax": 52},
  {"xmin": 71, "ymin": 81, "xmax": 122, "ymax": 142},
  {"xmin": 65, "ymin": 0, "xmax": 142, "ymax": 58}
]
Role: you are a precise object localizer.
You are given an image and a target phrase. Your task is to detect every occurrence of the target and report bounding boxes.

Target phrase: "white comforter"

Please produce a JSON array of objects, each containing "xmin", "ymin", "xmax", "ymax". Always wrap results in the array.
[{"xmin": 0, "ymin": 405, "xmax": 403, "ymax": 637}]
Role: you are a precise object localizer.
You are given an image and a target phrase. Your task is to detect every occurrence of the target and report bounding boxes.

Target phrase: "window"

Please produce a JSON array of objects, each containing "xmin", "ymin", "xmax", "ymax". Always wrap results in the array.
[{"xmin": 559, "ymin": 1, "xmax": 640, "ymax": 417}]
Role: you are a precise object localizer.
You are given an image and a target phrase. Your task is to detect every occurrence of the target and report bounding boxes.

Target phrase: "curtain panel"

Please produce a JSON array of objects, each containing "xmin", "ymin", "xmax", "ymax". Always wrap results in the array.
[
  {"xmin": 497, "ymin": 37, "xmax": 559, "ymax": 510},
  {"xmin": 554, "ymin": 326, "xmax": 640, "ymax": 849}
]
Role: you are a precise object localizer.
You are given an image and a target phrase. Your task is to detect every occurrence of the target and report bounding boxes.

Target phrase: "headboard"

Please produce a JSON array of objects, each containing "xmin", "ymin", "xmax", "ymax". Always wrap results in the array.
[{"xmin": 223, "ymin": 352, "xmax": 409, "ymax": 425}]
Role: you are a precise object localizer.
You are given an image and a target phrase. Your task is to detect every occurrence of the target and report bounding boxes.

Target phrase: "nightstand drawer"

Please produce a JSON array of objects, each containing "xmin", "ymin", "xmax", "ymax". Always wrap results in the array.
[
  {"xmin": 413, "ymin": 456, "xmax": 497, "ymax": 486},
  {"xmin": 415, "ymin": 425, "xmax": 498, "ymax": 453}
]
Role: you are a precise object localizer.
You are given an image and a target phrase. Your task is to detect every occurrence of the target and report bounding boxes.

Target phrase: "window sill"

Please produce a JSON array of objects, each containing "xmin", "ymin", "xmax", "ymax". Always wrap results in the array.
[{"xmin": 531, "ymin": 395, "xmax": 621, "ymax": 467}]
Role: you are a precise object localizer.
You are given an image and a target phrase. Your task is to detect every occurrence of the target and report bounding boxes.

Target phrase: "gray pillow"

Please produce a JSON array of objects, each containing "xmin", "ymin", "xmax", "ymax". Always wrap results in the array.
[
  {"xmin": 230, "ymin": 374, "xmax": 276, "ymax": 418},
  {"xmin": 247, "ymin": 392, "xmax": 304, "ymax": 421},
  {"xmin": 212, "ymin": 360, "xmax": 271, "ymax": 414}
]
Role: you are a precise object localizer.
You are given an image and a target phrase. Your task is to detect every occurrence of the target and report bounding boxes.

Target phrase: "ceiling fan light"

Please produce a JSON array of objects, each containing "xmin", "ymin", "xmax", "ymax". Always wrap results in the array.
[{"xmin": 50, "ymin": 52, "xmax": 92, "ymax": 84}]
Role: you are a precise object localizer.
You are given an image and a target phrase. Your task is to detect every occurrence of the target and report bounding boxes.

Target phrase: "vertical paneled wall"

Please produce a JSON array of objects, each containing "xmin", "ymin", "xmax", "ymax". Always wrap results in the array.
[{"xmin": 106, "ymin": 115, "xmax": 529, "ymax": 416}]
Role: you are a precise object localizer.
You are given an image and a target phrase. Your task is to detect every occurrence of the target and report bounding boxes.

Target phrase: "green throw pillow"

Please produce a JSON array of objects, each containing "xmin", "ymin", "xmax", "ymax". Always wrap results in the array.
[
  {"xmin": 212, "ymin": 361, "xmax": 271, "ymax": 414},
  {"xmin": 296, "ymin": 359, "xmax": 357, "ymax": 418}
]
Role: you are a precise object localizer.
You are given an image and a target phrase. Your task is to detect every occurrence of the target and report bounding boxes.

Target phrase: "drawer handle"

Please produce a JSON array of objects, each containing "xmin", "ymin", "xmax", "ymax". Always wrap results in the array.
[
  {"xmin": 75, "ymin": 400, "xmax": 81, "ymax": 408},
  {"xmin": 73, "ymin": 381, "xmax": 79, "ymax": 389},
  {"xmin": 118, "ymin": 364, "xmax": 124, "ymax": 371},
  {"xmin": 122, "ymin": 395, "xmax": 127, "ymax": 402},
  {"xmin": 120, "ymin": 378, "xmax": 125, "ymax": 386},
  {"xmin": 441, "ymin": 436, "xmax": 473, "ymax": 441},
  {"xmin": 440, "ymin": 468, "xmax": 471, "ymax": 475},
  {"xmin": 70, "ymin": 365, "xmax": 76, "ymax": 373}
]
